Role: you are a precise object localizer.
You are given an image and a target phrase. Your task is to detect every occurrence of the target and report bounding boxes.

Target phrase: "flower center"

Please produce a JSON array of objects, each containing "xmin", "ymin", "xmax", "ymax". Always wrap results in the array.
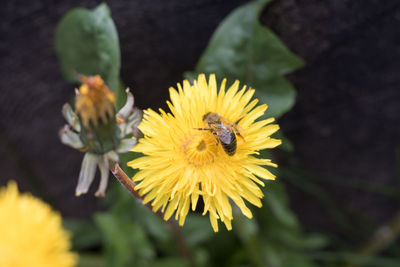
[
  {"xmin": 182, "ymin": 131, "xmax": 217, "ymax": 166},
  {"xmin": 196, "ymin": 140, "xmax": 206, "ymax": 151}
]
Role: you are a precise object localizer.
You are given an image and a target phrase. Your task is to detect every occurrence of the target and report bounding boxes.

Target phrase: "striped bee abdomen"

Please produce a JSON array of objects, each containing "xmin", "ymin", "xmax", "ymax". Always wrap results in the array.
[{"xmin": 220, "ymin": 131, "xmax": 237, "ymax": 156}]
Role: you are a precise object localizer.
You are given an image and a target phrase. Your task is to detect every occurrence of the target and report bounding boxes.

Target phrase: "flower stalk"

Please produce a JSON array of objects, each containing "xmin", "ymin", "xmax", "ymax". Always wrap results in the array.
[
  {"xmin": 358, "ymin": 212, "xmax": 400, "ymax": 255},
  {"xmin": 110, "ymin": 162, "xmax": 192, "ymax": 263}
]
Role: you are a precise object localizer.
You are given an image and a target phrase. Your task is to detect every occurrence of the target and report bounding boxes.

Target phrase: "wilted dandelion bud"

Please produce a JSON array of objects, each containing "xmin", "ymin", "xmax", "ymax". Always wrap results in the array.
[
  {"xmin": 59, "ymin": 75, "xmax": 141, "ymax": 197},
  {"xmin": 75, "ymin": 75, "xmax": 120, "ymax": 154}
]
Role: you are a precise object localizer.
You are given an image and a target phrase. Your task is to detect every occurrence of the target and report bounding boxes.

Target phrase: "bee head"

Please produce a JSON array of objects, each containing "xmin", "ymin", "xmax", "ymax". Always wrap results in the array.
[
  {"xmin": 203, "ymin": 112, "xmax": 222, "ymax": 126},
  {"xmin": 202, "ymin": 112, "xmax": 211, "ymax": 121}
]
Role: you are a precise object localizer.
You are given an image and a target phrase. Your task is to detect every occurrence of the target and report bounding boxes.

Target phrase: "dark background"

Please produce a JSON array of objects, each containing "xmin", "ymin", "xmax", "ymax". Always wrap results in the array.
[{"xmin": 1, "ymin": 0, "xmax": 399, "ymax": 237}]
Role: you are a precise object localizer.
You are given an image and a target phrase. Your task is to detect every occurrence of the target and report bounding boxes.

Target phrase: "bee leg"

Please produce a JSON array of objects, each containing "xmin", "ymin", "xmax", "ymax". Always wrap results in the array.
[
  {"xmin": 232, "ymin": 124, "xmax": 245, "ymax": 141},
  {"xmin": 213, "ymin": 132, "xmax": 219, "ymax": 145},
  {"xmin": 194, "ymin": 128, "xmax": 219, "ymax": 144}
]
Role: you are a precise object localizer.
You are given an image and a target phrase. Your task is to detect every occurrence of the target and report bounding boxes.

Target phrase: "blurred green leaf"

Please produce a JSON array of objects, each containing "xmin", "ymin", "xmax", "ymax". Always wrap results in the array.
[
  {"xmin": 64, "ymin": 218, "xmax": 102, "ymax": 251},
  {"xmin": 94, "ymin": 212, "xmax": 155, "ymax": 267},
  {"xmin": 55, "ymin": 3, "xmax": 122, "ymax": 99},
  {"xmin": 262, "ymin": 243, "xmax": 315, "ymax": 267},
  {"xmin": 233, "ymin": 207, "xmax": 264, "ymax": 267},
  {"xmin": 193, "ymin": 248, "xmax": 209, "ymax": 267},
  {"xmin": 187, "ymin": 0, "xmax": 304, "ymax": 118},
  {"xmin": 202, "ymin": 224, "xmax": 244, "ymax": 267},
  {"xmin": 151, "ymin": 258, "xmax": 188, "ymax": 267},
  {"xmin": 273, "ymin": 131, "xmax": 294, "ymax": 152},
  {"xmin": 104, "ymin": 179, "xmax": 171, "ymax": 243},
  {"xmin": 256, "ymin": 182, "xmax": 327, "ymax": 266},
  {"xmin": 183, "ymin": 214, "xmax": 214, "ymax": 246},
  {"xmin": 78, "ymin": 254, "xmax": 106, "ymax": 267},
  {"xmin": 311, "ymin": 252, "xmax": 400, "ymax": 267},
  {"xmin": 263, "ymin": 182, "xmax": 299, "ymax": 229}
]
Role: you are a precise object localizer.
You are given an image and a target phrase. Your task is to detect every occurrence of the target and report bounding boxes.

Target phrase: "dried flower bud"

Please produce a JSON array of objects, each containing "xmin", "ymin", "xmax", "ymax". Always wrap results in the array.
[
  {"xmin": 75, "ymin": 75, "xmax": 116, "ymax": 127},
  {"xmin": 59, "ymin": 75, "xmax": 142, "ymax": 197},
  {"xmin": 73, "ymin": 75, "xmax": 120, "ymax": 154}
]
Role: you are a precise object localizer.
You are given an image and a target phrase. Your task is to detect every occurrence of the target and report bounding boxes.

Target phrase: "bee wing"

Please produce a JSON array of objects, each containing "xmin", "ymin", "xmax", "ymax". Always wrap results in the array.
[
  {"xmin": 220, "ymin": 117, "xmax": 243, "ymax": 136},
  {"xmin": 218, "ymin": 129, "xmax": 233, "ymax": 144}
]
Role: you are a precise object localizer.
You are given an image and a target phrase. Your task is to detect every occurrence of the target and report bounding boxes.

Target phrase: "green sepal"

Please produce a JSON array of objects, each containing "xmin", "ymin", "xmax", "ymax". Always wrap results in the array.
[{"xmin": 79, "ymin": 114, "xmax": 121, "ymax": 154}]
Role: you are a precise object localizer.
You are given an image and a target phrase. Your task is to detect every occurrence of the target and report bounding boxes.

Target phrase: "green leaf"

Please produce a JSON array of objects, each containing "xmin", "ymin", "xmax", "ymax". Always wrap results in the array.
[
  {"xmin": 63, "ymin": 218, "xmax": 102, "ymax": 251},
  {"xmin": 78, "ymin": 254, "xmax": 106, "ymax": 267},
  {"xmin": 183, "ymin": 214, "xmax": 214, "ymax": 246},
  {"xmin": 188, "ymin": 0, "xmax": 304, "ymax": 118},
  {"xmin": 254, "ymin": 77, "xmax": 296, "ymax": 118},
  {"xmin": 94, "ymin": 213, "xmax": 155, "ymax": 267},
  {"xmin": 103, "ymin": 171, "xmax": 171, "ymax": 244},
  {"xmin": 151, "ymin": 258, "xmax": 188, "ymax": 267},
  {"xmin": 263, "ymin": 182, "xmax": 298, "ymax": 229},
  {"xmin": 55, "ymin": 3, "xmax": 121, "ymax": 96},
  {"xmin": 232, "ymin": 208, "xmax": 264, "ymax": 266},
  {"xmin": 272, "ymin": 130, "xmax": 294, "ymax": 152},
  {"xmin": 311, "ymin": 252, "xmax": 400, "ymax": 267}
]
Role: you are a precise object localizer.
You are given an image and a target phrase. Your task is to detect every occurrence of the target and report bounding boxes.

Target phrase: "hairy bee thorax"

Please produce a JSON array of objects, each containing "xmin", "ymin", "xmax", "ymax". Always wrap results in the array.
[
  {"xmin": 201, "ymin": 112, "xmax": 240, "ymax": 156},
  {"xmin": 202, "ymin": 112, "xmax": 220, "ymax": 124}
]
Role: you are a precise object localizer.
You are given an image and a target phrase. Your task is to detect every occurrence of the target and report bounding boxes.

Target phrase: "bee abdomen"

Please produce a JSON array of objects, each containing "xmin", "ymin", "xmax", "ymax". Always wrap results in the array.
[{"xmin": 221, "ymin": 132, "xmax": 237, "ymax": 156}]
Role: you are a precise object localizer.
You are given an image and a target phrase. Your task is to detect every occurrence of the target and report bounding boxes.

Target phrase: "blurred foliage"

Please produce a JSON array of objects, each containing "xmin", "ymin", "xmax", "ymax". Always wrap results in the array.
[
  {"xmin": 185, "ymin": 0, "xmax": 304, "ymax": 118},
  {"xmin": 56, "ymin": 1, "xmax": 400, "ymax": 267},
  {"xmin": 55, "ymin": 3, "xmax": 124, "ymax": 107}
]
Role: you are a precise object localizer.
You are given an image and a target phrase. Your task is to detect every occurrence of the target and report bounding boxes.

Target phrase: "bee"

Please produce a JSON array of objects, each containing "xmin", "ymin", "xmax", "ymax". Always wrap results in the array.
[{"xmin": 196, "ymin": 112, "xmax": 243, "ymax": 156}]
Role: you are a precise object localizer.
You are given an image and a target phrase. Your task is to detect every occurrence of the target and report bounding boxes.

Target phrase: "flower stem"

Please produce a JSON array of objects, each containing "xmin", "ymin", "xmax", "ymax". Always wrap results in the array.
[
  {"xmin": 358, "ymin": 212, "xmax": 400, "ymax": 255},
  {"xmin": 110, "ymin": 163, "xmax": 192, "ymax": 263},
  {"xmin": 345, "ymin": 212, "xmax": 400, "ymax": 267}
]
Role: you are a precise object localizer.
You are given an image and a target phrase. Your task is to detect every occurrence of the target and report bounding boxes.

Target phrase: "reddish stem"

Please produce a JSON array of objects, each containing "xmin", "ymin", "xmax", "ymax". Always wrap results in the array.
[{"xmin": 110, "ymin": 163, "xmax": 192, "ymax": 263}]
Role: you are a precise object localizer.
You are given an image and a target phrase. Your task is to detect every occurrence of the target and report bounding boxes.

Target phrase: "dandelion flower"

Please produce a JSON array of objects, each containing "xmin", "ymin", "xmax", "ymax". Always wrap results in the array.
[
  {"xmin": 128, "ymin": 74, "xmax": 281, "ymax": 231},
  {"xmin": 0, "ymin": 181, "xmax": 77, "ymax": 267}
]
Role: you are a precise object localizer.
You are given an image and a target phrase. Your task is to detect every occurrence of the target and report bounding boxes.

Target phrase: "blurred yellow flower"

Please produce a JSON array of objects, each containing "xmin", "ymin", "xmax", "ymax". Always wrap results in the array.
[
  {"xmin": 0, "ymin": 181, "xmax": 77, "ymax": 267},
  {"xmin": 128, "ymin": 74, "xmax": 281, "ymax": 232}
]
